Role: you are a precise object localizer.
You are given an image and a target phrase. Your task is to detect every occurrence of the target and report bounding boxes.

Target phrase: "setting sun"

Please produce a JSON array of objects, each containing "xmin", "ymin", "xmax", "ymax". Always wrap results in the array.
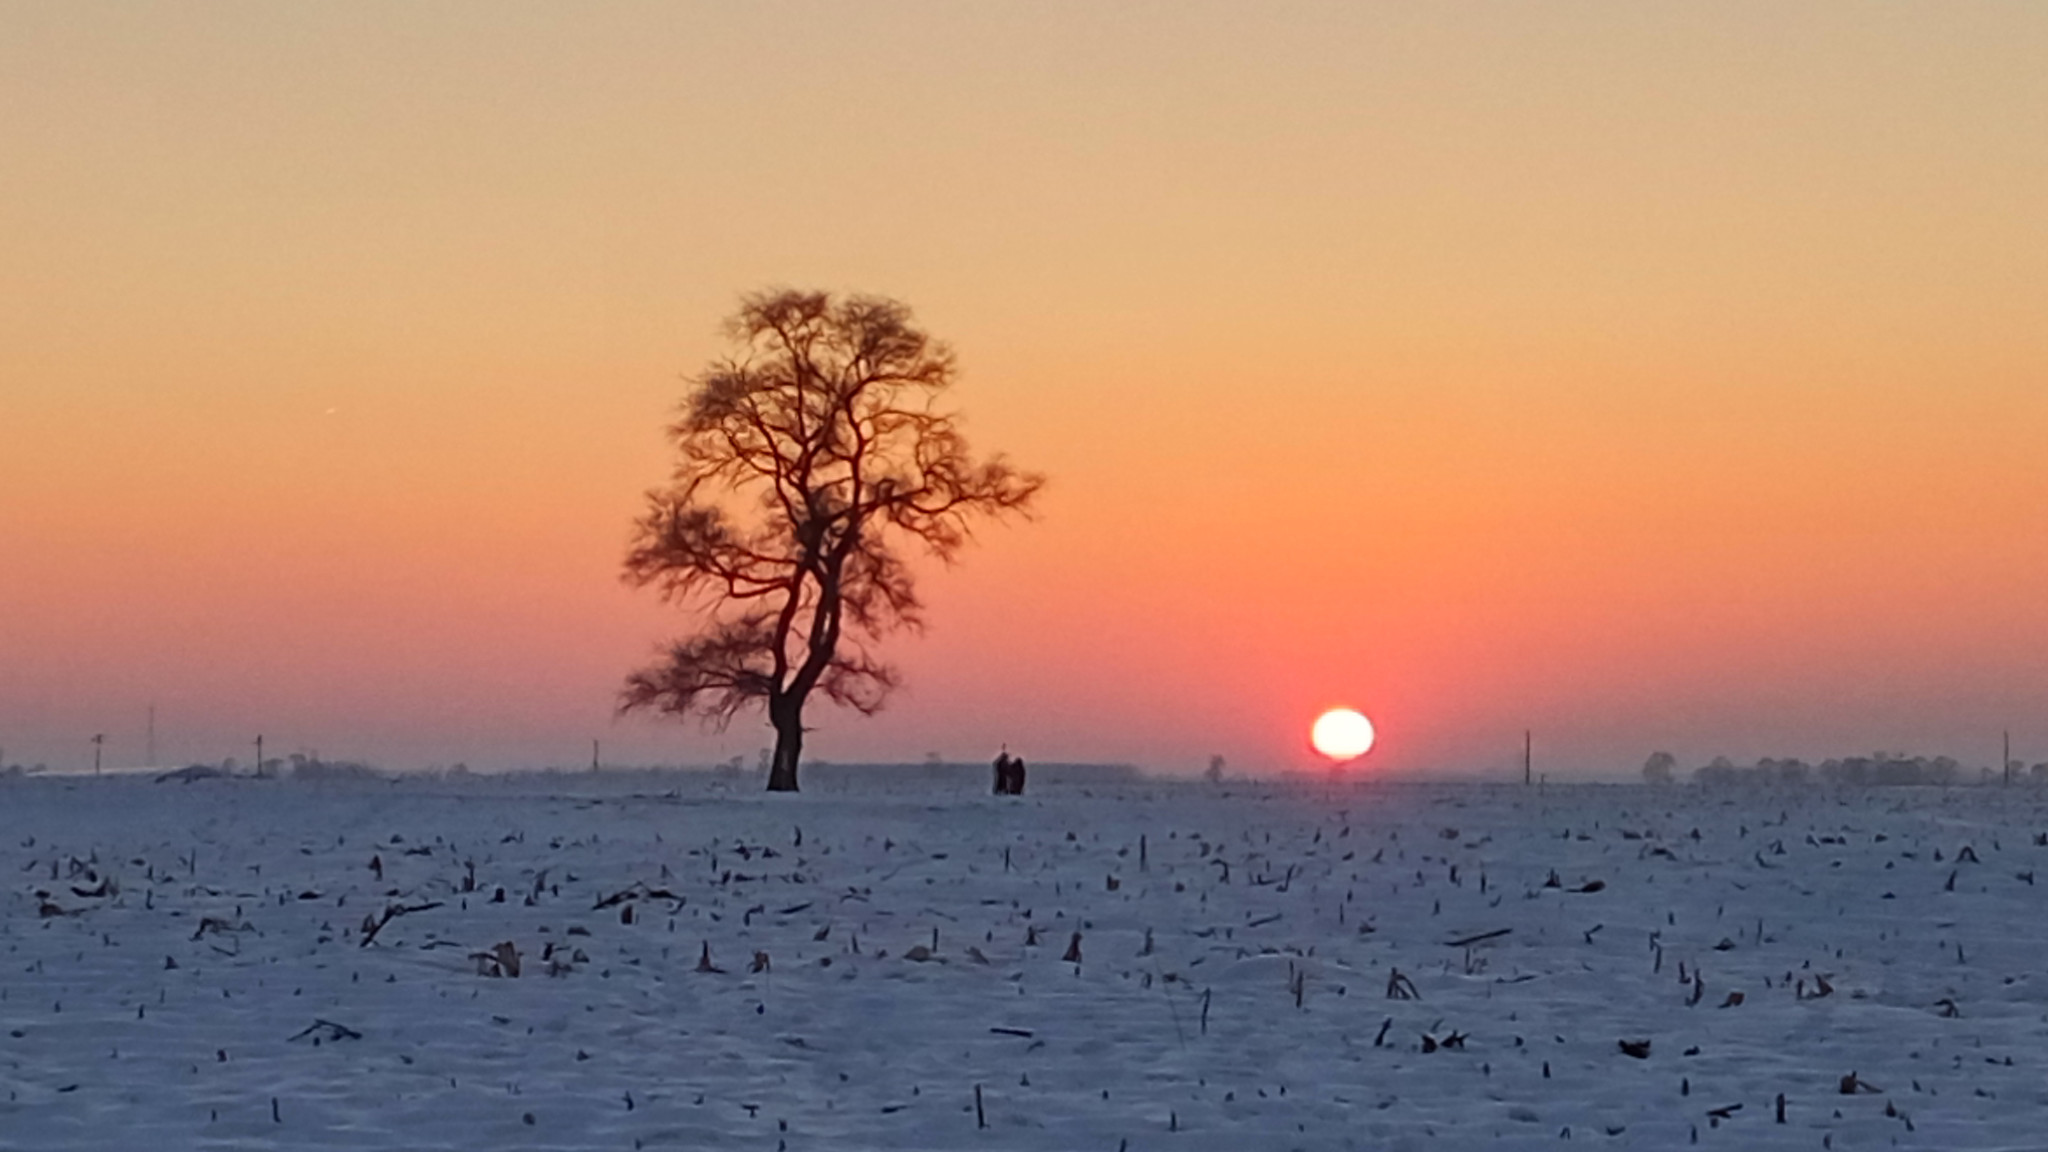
[{"xmin": 1311, "ymin": 708, "xmax": 1377, "ymax": 762}]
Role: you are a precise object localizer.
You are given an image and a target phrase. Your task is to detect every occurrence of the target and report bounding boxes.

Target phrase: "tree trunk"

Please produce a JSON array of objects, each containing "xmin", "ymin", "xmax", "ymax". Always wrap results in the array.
[{"xmin": 766, "ymin": 696, "xmax": 802, "ymax": 792}]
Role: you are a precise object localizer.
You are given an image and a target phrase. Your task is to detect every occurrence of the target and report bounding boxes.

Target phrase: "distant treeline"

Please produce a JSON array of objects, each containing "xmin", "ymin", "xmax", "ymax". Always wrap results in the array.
[
  {"xmin": 0, "ymin": 755, "xmax": 383, "ymax": 781},
  {"xmin": 6, "ymin": 756, "xmax": 1145, "ymax": 788},
  {"xmin": 746, "ymin": 760, "xmax": 1144, "ymax": 790},
  {"xmin": 1642, "ymin": 751, "xmax": 2048, "ymax": 787},
  {"xmin": 152, "ymin": 754, "xmax": 385, "ymax": 783}
]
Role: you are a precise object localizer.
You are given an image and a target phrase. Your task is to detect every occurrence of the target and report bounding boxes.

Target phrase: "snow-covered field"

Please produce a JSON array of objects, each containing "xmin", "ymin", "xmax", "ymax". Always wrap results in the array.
[{"xmin": 5, "ymin": 772, "xmax": 2048, "ymax": 1150}]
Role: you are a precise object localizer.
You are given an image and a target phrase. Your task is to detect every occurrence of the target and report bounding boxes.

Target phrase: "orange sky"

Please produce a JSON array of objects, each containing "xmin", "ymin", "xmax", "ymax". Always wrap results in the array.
[{"xmin": 4, "ymin": 4, "xmax": 2046, "ymax": 777}]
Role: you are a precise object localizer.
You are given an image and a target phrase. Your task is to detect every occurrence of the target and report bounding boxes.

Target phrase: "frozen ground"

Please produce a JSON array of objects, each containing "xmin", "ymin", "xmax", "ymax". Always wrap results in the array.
[{"xmin": 5, "ymin": 772, "xmax": 2048, "ymax": 1150}]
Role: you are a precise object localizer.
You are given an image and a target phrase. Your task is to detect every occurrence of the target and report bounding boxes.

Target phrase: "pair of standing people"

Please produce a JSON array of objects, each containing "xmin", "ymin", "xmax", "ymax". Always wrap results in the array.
[{"xmin": 992, "ymin": 748, "xmax": 1027, "ymax": 796}]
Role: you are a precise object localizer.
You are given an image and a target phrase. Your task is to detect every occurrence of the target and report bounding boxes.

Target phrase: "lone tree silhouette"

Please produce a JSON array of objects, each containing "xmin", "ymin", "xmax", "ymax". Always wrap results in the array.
[{"xmin": 620, "ymin": 289, "xmax": 1043, "ymax": 792}]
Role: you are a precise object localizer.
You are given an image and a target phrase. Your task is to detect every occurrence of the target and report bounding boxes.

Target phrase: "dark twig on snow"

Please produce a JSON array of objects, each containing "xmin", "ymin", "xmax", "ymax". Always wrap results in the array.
[
  {"xmin": 359, "ymin": 900, "xmax": 443, "ymax": 948},
  {"xmin": 593, "ymin": 881, "xmax": 682, "ymax": 910},
  {"xmin": 1386, "ymin": 968, "xmax": 1419, "ymax": 1000},
  {"xmin": 288, "ymin": 1019, "xmax": 364, "ymax": 1043},
  {"xmin": 1443, "ymin": 928, "xmax": 1512, "ymax": 948}
]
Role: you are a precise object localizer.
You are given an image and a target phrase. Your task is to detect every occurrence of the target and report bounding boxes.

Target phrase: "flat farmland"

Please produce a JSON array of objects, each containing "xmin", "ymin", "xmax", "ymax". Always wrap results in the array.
[{"xmin": 5, "ymin": 773, "xmax": 2047, "ymax": 1150}]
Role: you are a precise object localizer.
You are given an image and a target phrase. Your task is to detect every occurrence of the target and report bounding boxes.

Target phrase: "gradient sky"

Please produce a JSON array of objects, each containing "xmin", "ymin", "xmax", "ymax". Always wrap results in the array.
[{"xmin": 5, "ymin": 3, "xmax": 2046, "ymax": 778}]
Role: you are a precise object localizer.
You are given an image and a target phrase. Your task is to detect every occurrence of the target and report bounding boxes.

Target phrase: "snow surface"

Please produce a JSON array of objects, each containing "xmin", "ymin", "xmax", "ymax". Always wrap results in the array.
[{"xmin": 5, "ymin": 772, "xmax": 2048, "ymax": 1150}]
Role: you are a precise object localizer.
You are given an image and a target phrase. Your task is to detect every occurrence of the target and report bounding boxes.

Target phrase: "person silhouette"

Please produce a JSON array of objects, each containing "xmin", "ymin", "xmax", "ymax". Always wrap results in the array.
[
  {"xmin": 992, "ymin": 747, "xmax": 1012, "ymax": 796},
  {"xmin": 1009, "ymin": 755, "xmax": 1026, "ymax": 795}
]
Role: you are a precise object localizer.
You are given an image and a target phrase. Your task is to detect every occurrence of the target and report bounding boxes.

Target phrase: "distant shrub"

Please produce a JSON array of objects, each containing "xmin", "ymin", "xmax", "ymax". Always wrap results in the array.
[{"xmin": 289, "ymin": 758, "xmax": 385, "ymax": 782}]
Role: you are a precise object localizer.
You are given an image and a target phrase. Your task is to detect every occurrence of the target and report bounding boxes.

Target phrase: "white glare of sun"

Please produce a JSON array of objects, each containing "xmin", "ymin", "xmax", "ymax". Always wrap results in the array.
[{"xmin": 1311, "ymin": 708, "xmax": 1375, "ymax": 760}]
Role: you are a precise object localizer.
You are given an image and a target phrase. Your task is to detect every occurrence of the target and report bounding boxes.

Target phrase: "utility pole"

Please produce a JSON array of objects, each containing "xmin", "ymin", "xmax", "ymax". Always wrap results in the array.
[
  {"xmin": 146, "ymin": 704, "xmax": 157, "ymax": 768},
  {"xmin": 592, "ymin": 739, "xmax": 601, "ymax": 772},
  {"xmin": 92, "ymin": 733, "xmax": 104, "ymax": 776},
  {"xmin": 1523, "ymin": 730, "xmax": 1532, "ymax": 787},
  {"xmin": 254, "ymin": 734, "xmax": 263, "ymax": 777}
]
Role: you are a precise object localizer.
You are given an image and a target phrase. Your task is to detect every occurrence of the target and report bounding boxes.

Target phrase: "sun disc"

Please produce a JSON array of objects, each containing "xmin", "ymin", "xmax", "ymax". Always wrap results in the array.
[{"xmin": 1311, "ymin": 708, "xmax": 1376, "ymax": 761}]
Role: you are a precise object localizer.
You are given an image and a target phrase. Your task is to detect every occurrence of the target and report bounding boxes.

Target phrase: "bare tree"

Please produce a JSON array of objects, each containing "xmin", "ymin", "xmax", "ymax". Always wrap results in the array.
[{"xmin": 619, "ymin": 289, "xmax": 1044, "ymax": 791}]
